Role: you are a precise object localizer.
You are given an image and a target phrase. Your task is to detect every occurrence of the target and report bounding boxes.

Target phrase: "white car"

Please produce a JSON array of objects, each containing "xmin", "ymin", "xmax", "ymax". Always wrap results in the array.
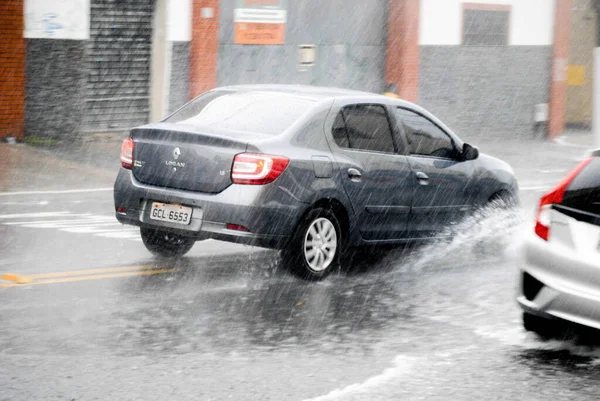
[{"xmin": 518, "ymin": 150, "xmax": 600, "ymax": 335}]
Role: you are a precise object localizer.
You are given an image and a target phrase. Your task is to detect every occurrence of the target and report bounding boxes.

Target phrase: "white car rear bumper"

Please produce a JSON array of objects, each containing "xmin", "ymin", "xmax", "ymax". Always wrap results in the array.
[{"xmin": 518, "ymin": 232, "xmax": 600, "ymax": 330}]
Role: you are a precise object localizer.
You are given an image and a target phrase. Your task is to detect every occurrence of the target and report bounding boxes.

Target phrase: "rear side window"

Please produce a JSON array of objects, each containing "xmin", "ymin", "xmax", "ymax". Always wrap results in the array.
[
  {"xmin": 334, "ymin": 105, "xmax": 396, "ymax": 153},
  {"xmin": 562, "ymin": 157, "xmax": 600, "ymax": 214},
  {"xmin": 332, "ymin": 112, "xmax": 350, "ymax": 148},
  {"xmin": 165, "ymin": 91, "xmax": 315, "ymax": 135},
  {"xmin": 395, "ymin": 108, "xmax": 455, "ymax": 159}
]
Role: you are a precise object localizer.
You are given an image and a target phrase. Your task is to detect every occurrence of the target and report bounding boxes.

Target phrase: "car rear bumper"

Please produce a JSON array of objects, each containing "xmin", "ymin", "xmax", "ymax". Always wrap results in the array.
[
  {"xmin": 517, "ymin": 234, "xmax": 600, "ymax": 330},
  {"xmin": 113, "ymin": 168, "xmax": 308, "ymax": 249}
]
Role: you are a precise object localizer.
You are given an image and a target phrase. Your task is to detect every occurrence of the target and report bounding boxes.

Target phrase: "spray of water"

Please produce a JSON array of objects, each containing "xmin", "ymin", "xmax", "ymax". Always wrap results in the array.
[{"xmin": 386, "ymin": 203, "xmax": 526, "ymax": 273}]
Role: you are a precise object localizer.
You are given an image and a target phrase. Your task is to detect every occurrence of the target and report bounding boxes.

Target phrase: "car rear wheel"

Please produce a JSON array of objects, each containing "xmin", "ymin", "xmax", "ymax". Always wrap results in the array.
[
  {"xmin": 140, "ymin": 228, "xmax": 195, "ymax": 258},
  {"xmin": 284, "ymin": 208, "xmax": 342, "ymax": 281}
]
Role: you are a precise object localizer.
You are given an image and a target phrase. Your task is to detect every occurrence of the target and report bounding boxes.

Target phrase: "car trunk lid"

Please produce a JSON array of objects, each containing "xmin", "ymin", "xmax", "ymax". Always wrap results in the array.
[{"xmin": 130, "ymin": 123, "xmax": 265, "ymax": 193}]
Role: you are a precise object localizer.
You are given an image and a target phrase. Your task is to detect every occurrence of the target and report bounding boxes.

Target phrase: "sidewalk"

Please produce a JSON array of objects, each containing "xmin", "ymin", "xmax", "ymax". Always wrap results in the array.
[
  {"xmin": 556, "ymin": 128, "xmax": 595, "ymax": 149},
  {"xmin": 0, "ymin": 142, "xmax": 117, "ymax": 193}
]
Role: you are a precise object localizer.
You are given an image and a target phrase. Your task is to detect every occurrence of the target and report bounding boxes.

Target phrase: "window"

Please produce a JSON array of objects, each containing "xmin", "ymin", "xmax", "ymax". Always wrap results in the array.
[
  {"xmin": 462, "ymin": 5, "xmax": 510, "ymax": 46},
  {"xmin": 165, "ymin": 91, "xmax": 316, "ymax": 135},
  {"xmin": 334, "ymin": 105, "xmax": 395, "ymax": 153},
  {"xmin": 332, "ymin": 112, "xmax": 350, "ymax": 148},
  {"xmin": 395, "ymin": 108, "xmax": 455, "ymax": 159}
]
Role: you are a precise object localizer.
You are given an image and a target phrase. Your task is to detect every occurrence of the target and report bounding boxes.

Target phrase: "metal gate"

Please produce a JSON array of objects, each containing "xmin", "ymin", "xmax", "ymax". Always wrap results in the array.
[{"xmin": 84, "ymin": 0, "xmax": 155, "ymax": 133}]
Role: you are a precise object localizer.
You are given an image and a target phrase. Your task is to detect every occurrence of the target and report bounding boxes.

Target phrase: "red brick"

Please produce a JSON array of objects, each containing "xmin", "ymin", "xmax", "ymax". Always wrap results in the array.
[
  {"xmin": 385, "ymin": 0, "xmax": 420, "ymax": 103},
  {"xmin": 189, "ymin": 0, "xmax": 219, "ymax": 99},
  {"xmin": 0, "ymin": 0, "xmax": 24, "ymax": 139},
  {"xmin": 548, "ymin": 0, "xmax": 571, "ymax": 138}
]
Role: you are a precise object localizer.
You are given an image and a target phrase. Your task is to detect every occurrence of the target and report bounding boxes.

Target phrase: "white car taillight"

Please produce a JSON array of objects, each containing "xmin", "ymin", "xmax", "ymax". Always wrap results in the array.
[
  {"xmin": 231, "ymin": 153, "xmax": 289, "ymax": 185},
  {"xmin": 120, "ymin": 138, "xmax": 134, "ymax": 169},
  {"xmin": 534, "ymin": 157, "xmax": 593, "ymax": 241}
]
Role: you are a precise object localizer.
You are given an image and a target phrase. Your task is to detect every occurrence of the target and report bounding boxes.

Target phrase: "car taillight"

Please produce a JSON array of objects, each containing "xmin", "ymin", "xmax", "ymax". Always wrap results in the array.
[
  {"xmin": 120, "ymin": 138, "xmax": 134, "ymax": 169},
  {"xmin": 231, "ymin": 153, "xmax": 289, "ymax": 185},
  {"xmin": 534, "ymin": 157, "xmax": 593, "ymax": 240}
]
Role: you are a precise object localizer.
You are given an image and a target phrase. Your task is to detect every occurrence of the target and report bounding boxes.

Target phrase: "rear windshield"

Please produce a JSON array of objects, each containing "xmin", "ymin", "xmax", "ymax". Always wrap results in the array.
[
  {"xmin": 562, "ymin": 157, "xmax": 600, "ymax": 214},
  {"xmin": 164, "ymin": 91, "xmax": 316, "ymax": 135}
]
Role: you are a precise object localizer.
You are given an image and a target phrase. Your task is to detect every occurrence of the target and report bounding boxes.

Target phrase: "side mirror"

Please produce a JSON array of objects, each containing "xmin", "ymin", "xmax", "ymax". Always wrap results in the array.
[{"xmin": 461, "ymin": 143, "xmax": 479, "ymax": 161}]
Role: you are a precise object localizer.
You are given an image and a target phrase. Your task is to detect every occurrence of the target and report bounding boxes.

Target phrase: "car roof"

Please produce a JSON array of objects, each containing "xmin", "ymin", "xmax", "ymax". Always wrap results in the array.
[
  {"xmin": 214, "ymin": 84, "xmax": 424, "ymax": 110},
  {"xmin": 215, "ymin": 84, "xmax": 383, "ymax": 101},
  {"xmin": 195, "ymin": 84, "xmax": 462, "ymax": 145}
]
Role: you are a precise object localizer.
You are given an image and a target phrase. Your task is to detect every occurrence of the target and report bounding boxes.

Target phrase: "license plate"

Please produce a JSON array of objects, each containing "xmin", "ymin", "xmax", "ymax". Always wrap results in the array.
[{"xmin": 150, "ymin": 202, "xmax": 193, "ymax": 225}]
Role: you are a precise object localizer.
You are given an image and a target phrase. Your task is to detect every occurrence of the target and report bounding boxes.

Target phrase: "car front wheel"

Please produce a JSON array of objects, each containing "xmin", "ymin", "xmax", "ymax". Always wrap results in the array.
[
  {"xmin": 284, "ymin": 208, "xmax": 342, "ymax": 280},
  {"xmin": 140, "ymin": 228, "xmax": 195, "ymax": 258}
]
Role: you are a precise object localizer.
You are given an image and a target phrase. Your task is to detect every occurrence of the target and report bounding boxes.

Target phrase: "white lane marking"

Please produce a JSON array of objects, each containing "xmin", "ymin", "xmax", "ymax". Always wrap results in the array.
[
  {"xmin": 302, "ymin": 355, "xmax": 417, "ymax": 401},
  {"xmin": 2, "ymin": 211, "xmax": 140, "ymax": 242},
  {"xmin": 520, "ymin": 186, "xmax": 550, "ymax": 191},
  {"xmin": 2, "ymin": 216, "xmax": 109, "ymax": 225},
  {"xmin": 0, "ymin": 187, "xmax": 113, "ymax": 196},
  {"xmin": 62, "ymin": 226, "xmax": 138, "ymax": 234},
  {"xmin": 0, "ymin": 200, "xmax": 50, "ymax": 206},
  {"xmin": 0, "ymin": 212, "xmax": 71, "ymax": 219},
  {"xmin": 553, "ymin": 136, "xmax": 591, "ymax": 149},
  {"xmin": 97, "ymin": 231, "xmax": 141, "ymax": 239},
  {"xmin": 17, "ymin": 222, "xmax": 121, "ymax": 229}
]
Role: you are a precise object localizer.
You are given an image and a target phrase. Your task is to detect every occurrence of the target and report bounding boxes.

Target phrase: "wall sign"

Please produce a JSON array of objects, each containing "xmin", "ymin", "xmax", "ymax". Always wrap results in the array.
[
  {"xmin": 24, "ymin": 0, "xmax": 90, "ymax": 40},
  {"xmin": 234, "ymin": 0, "xmax": 287, "ymax": 45}
]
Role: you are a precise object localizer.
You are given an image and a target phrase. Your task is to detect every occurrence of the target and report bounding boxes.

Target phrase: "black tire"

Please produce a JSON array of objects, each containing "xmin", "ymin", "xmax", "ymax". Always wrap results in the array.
[
  {"xmin": 140, "ymin": 228, "xmax": 195, "ymax": 258},
  {"xmin": 283, "ymin": 208, "xmax": 343, "ymax": 281},
  {"xmin": 522, "ymin": 312, "xmax": 558, "ymax": 338}
]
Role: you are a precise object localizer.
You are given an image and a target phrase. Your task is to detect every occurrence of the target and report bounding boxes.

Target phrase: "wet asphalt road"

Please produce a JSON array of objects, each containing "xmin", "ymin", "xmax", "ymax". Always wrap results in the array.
[{"xmin": 2, "ymin": 139, "xmax": 600, "ymax": 400}]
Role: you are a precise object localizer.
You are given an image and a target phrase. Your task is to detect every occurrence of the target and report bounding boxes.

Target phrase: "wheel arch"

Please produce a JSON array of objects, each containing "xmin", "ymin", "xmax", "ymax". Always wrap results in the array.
[
  {"xmin": 488, "ymin": 188, "xmax": 519, "ymax": 206},
  {"xmin": 293, "ymin": 196, "xmax": 357, "ymax": 248}
]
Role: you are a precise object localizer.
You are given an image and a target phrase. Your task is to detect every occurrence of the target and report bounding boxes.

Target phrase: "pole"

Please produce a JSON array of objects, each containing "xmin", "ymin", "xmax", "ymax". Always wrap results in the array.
[
  {"xmin": 150, "ymin": 0, "xmax": 169, "ymax": 122},
  {"xmin": 594, "ymin": 48, "xmax": 600, "ymax": 149}
]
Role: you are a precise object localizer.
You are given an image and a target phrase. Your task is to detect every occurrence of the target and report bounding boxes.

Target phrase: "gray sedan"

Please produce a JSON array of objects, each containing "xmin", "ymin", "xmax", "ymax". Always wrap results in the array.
[{"xmin": 114, "ymin": 85, "xmax": 517, "ymax": 280}]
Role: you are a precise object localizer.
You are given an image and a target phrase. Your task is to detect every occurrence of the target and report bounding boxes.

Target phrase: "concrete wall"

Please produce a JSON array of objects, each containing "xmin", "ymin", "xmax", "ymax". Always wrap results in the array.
[
  {"xmin": 166, "ymin": 0, "xmax": 192, "ymax": 113},
  {"xmin": 25, "ymin": 40, "xmax": 87, "ymax": 140},
  {"xmin": 566, "ymin": 0, "xmax": 596, "ymax": 127},
  {"xmin": 217, "ymin": 0, "xmax": 387, "ymax": 93},
  {"xmin": 420, "ymin": 0, "xmax": 555, "ymax": 46},
  {"xmin": 419, "ymin": 46, "xmax": 552, "ymax": 140},
  {"xmin": 169, "ymin": 42, "xmax": 191, "ymax": 113},
  {"xmin": 418, "ymin": 0, "xmax": 554, "ymax": 139}
]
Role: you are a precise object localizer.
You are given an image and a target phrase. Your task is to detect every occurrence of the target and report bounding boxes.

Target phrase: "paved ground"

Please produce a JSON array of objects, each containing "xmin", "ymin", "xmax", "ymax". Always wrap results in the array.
[{"xmin": 1, "ymin": 134, "xmax": 600, "ymax": 401}]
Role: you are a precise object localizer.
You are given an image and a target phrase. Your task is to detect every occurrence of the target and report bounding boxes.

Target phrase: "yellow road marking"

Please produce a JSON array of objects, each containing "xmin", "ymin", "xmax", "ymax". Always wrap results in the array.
[
  {"xmin": 0, "ymin": 265, "xmax": 177, "ymax": 288},
  {"xmin": 1, "ymin": 273, "xmax": 32, "ymax": 284},
  {"xmin": 28, "ymin": 269, "xmax": 178, "ymax": 285},
  {"xmin": 25, "ymin": 265, "xmax": 161, "ymax": 279}
]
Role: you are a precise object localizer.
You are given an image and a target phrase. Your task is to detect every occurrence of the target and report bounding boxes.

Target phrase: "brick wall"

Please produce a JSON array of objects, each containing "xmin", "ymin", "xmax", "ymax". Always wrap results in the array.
[
  {"xmin": 0, "ymin": 0, "xmax": 25, "ymax": 140},
  {"xmin": 549, "ymin": 0, "xmax": 572, "ymax": 138},
  {"xmin": 385, "ymin": 0, "xmax": 420, "ymax": 102},
  {"xmin": 190, "ymin": 0, "xmax": 219, "ymax": 98}
]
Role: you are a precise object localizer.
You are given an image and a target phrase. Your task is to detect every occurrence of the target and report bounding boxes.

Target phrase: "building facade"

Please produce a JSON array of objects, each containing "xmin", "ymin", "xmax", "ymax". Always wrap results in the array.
[{"xmin": 0, "ymin": 0, "xmax": 592, "ymax": 142}]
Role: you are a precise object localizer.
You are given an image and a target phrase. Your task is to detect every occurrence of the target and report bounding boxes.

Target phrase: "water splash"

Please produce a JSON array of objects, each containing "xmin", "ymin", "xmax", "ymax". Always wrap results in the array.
[{"xmin": 387, "ymin": 203, "xmax": 526, "ymax": 274}]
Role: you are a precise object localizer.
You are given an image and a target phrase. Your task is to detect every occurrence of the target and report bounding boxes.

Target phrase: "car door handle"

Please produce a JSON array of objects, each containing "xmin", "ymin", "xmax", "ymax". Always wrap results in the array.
[
  {"xmin": 415, "ymin": 171, "xmax": 429, "ymax": 184},
  {"xmin": 348, "ymin": 168, "xmax": 362, "ymax": 181}
]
